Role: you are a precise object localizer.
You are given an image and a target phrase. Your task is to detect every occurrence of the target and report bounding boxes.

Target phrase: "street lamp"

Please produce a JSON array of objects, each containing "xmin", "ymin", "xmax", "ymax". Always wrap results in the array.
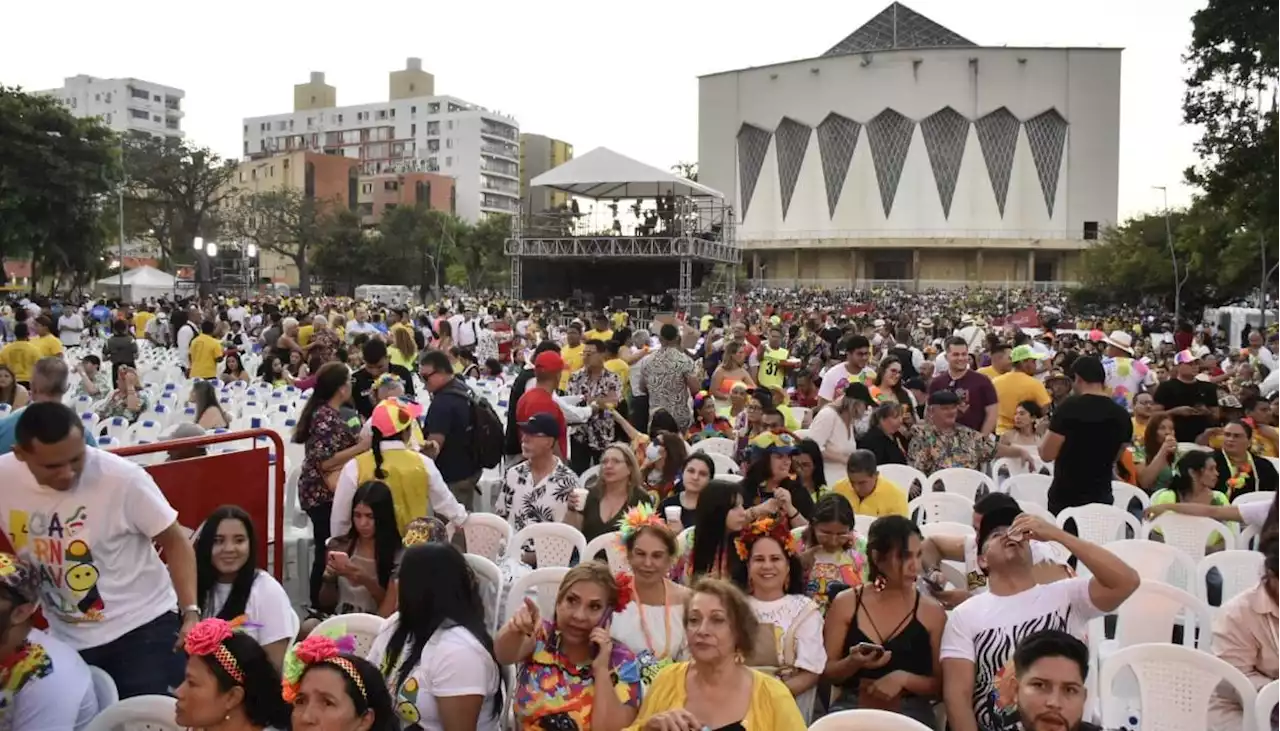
[
  {"xmin": 193, "ymin": 236, "xmax": 203, "ymax": 252},
  {"xmin": 1152, "ymin": 186, "xmax": 1180, "ymax": 327},
  {"xmin": 205, "ymin": 242, "xmax": 217, "ymax": 258},
  {"xmin": 246, "ymin": 243, "xmax": 257, "ymax": 258}
]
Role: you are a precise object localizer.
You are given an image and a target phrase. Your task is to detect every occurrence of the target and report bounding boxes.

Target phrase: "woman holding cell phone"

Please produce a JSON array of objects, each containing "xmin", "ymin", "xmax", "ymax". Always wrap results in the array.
[{"xmin": 821, "ymin": 515, "xmax": 944, "ymax": 725}]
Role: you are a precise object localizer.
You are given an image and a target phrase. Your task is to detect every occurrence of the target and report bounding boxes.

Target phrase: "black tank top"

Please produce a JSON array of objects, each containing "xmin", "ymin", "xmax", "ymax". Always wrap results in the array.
[{"xmin": 839, "ymin": 587, "xmax": 933, "ymax": 693}]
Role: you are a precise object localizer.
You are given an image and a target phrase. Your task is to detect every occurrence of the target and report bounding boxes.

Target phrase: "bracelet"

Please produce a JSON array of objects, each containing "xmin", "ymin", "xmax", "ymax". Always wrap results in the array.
[{"xmin": 788, "ymin": 510, "xmax": 800, "ymax": 519}]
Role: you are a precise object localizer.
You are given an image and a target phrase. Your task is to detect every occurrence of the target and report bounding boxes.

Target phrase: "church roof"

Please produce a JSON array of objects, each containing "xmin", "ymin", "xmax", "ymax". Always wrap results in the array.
[{"xmin": 824, "ymin": 2, "xmax": 976, "ymax": 56}]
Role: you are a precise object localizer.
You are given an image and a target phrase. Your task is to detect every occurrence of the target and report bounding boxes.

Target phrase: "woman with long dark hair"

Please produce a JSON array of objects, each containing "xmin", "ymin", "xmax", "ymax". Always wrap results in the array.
[
  {"xmin": 672, "ymin": 479, "xmax": 750, "ymax": 587},
  {"xmin": 859, "ymin": 402, "xmax": 909, "ymax": 467},
  {"xmin": 793, "ymin": 438, "xmax": 828, "ymax": 501},
  {"xmin": 798, "ymin": 493, "xmax": 867, "ymax": 613},
  {"xmin": 739, "ymin": 438, "xmax": 814, "ymax": 527},
  {"xmin": 219, "ymin": 349, "xmax": 249, "ymax": 385},
  {"xmin": 331, "ymin": 398, "xmax": 467, "ymax": 537},
  {"xmin": 176, "ymin": 619, "xmax": 291, "ymax": 731},
  {"xmin": 822, "ymin": 515, "xmax": 944, "ymax": 724},
  {"xmin": 872, "ymin": 355, "xmax": 913, "ymax": 408},
  {"xmin": 318, "ymin": 481, "xmax": 402, "ymax": 618},
  {"xmin": 368, "ymin": 544, "xmax": 504, "ymax": 730},
  {"xmin": 189, "ymin": 379, "xmax": 229, "ymax": 429},
  {"xmin": 194, "ymin": 506, "xmax": 298, "ymax": 669},
  {"xmin": 286, "ymin": 645, "xmax": 398, "ymax": 731},
  {"xmin": 295, "ymin": 362, "xmax": 370, "ymax": 609},
  {"xmin": 658, "ymin": 453, "xmax": 715, "ymax": 531}
]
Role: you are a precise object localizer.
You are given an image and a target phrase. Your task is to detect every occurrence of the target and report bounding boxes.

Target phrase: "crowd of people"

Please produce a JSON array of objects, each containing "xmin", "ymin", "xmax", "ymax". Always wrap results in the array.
[{"xmin": 0, "ymin": 285, "xmax": 1272, "ymax": 731}]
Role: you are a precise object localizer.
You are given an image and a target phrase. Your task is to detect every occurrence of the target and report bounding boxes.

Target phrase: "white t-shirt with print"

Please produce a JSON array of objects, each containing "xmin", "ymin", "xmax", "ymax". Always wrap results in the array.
[
  {"xmin": 205, "ymin": 571, "xmax": 299, "ymax": 648},
  {"xmin": 0, "ymin": 629, "xmax": 98, "ymax": 731},
  {"xmin": 961, "ymin": 536, "xmax": 1071, "ymax": 593},
  {"xmin": 816, "ymin": 362, "xmax": 877, "ymax": 402},
  {"xmin": 0, "ymin": 448, "xmax": 179, "ymax": 650},
  {"xmin": 746, "ymin": 594, "xmax": 826, "ymax": 675},
  {"xmin": 940, "ymin": 576, "xmax": 1103, "ymax": 731},
  {"xmin": 367, "ymin": 621, "xmax": 502, "ymax": 731}
]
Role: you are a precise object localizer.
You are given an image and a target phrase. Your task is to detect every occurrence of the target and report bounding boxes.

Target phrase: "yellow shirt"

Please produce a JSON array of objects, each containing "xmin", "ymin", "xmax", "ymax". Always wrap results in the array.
[
  {"xmin": 992, "ymin": 371, "xmax": 1052, "ymax": 434},
  {"xmin": 829, "ymin": 475, "xmax": 909, "ymax": 517},
  {"xmin": 977, "ymin": 366, "xmax": 1007, "ymax": 381},
  {"xmin": 585, "ymin": 329, "xmax": 614, "ymax": 343},
  {"xmin": 188, "ymin": 334, "xmax": 224, "ymax": 379},
  {"xmin": 133, "ymin": 311, "xmax": 154, "ymax": 339},
  {"xmin": 1208, "ymin": 431, "xmax": 1279, "ymax": 458},
  {"xmin": 611, "ymin": 311, "xmax": 628, "ymax": 330},
  {"xmin": 1132, "ymin": 418, "xmax": 1148, "ymax": 448},
  {"xmin": 757, "ymin": 346, "xmax": 789, "ymax": 391},
  {"xmin": 297, "ymin": 325, "xmax": 314, "ymax": 347},
  {"xmin": 33, "ymin": 334, "xmax": 63, "ymax": 359},
  {"xmin": 0, "ymin": 341, "xmax": 41, "ymax": 382},
  {"xmin": 625, "ymin": 663, "xmax": 806, "ymax": 731},
  {"xmin": 604, "ymin": 358, "xmax": 631, "ymax": 400},
  {"xmin": 560, "ymin": 343, "xmax": 585, "ymax": 391}
]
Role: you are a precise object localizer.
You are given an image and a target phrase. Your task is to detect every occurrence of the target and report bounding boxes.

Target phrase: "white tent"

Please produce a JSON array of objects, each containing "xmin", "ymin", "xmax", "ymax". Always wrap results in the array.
[
  {"xmin": 95, "ymin": 265, "xmax": 181, "ymax": 302},
  {"xmin": 529, "ymin": 147, "xmax": 723, "ymax": 200}
]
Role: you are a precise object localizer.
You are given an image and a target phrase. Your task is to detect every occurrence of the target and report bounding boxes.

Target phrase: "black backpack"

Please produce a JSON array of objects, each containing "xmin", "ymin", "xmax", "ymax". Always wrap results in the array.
[{"xmin": 440, "ymin": 381, "xmax": 504, "ymax": 469}]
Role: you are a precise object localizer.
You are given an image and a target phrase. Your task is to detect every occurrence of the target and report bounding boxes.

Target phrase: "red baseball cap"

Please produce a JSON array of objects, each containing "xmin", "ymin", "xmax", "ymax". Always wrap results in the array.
[{"xmin": 534, "ymin": 351, "xmax": 564, "ymax": 372}]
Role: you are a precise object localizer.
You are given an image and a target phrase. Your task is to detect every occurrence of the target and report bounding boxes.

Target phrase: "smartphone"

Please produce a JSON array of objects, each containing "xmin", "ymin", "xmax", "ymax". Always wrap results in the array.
[
  {"xmin": 851, "ymin": 642, "xmax": 884, "ymax": 657},
  {"xmin": 328, "ymin": 551, "xmax": 349, "ymax": 566}
]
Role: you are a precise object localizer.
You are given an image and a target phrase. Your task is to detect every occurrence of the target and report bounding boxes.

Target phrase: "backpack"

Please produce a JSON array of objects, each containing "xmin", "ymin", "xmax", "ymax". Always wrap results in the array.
[{"xmin": 440, "ymin": 381, "xmax": 504, "ymax": 469}]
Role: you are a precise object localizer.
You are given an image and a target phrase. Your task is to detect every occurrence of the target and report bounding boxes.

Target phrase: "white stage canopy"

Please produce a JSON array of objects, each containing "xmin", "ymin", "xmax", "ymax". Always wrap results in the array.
[
  {"xmin": 95, "ymin": 265, "xmax": 183, "ymax": 302},
  {"xmin": 529, "ymin": 147, "xmax": 723, "ymax": 200}
]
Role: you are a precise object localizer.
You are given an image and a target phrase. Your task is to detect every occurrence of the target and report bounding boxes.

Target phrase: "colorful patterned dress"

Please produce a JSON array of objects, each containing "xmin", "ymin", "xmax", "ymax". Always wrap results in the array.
[
  {"xmin": 514, "ymin": 619, "xmax": 643, "ymax": 731},
  {"xmin": 792, "ymin": 528, "xmax": 867, "ymax": 614}
]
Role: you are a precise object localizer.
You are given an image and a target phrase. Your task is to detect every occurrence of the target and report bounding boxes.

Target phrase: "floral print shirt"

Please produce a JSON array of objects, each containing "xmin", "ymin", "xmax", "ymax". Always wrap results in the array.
[
  {"xmin": 643, "ymin": 347, "xmax": 698, "ymax": 429},
  {"xmin": 515, "ymin": 619, "xmax": 643, "ymax": 731},
  {"xmin": 497, "ymin": 459, "xmax": 580, "ymax": 535},
  {"xmin": 300, "ymin": 404, "xmax": 357, "ymax": 510},
  {"xmin": 308, "ymin": 328, "xmax": 341, "ymax": 364},
  {"xmin": 686, "ymin": 416, "xmax": 735, "ymax": 444},
  {"xmin": 94, "ymin": 388, "xmax": 151, "ymax": 424},
  {"xmin": 567, "ymin": 368, "xmax": 622, "ymax": 452},
  {"xmin": 906, "ymin": 422, "xmax": 998, "ymax": 477}
]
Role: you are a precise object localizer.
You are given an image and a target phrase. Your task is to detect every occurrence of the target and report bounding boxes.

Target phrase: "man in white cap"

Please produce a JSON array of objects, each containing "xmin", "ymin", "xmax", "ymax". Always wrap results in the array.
[{"xmin": 1101, "ymin": 330, "xmax": 1156, "ymax": 411}]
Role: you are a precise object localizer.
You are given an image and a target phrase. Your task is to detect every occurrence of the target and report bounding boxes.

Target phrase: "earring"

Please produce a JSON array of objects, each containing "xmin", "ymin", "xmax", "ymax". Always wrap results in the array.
[
  {"xmin": 872, "ymin": 575, "xmax": 886, "ymax": 592},
  {"xmin": 734, "ymin": 651, "xmax": 744, "ymax": 665}
]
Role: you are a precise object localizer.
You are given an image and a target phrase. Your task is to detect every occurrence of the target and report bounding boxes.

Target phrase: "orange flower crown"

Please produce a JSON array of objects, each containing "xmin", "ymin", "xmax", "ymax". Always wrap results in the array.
[{"xmin": 734, "ymin": 517, "xmax": 797, "ymax": 561}]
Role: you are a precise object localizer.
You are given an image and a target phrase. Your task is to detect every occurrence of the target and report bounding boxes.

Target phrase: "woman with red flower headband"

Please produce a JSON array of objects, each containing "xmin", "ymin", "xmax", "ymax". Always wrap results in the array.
[
  {"xmin": 496, "ymin": 562, "xmax": 643, "ymax": 730},
  {"xmin": 284, "ymin": 633, "xmax": 398, "ymax": 731},
  {"xmin": 176, "ymin": 617, "xmax": 291, "ymax": 731}
]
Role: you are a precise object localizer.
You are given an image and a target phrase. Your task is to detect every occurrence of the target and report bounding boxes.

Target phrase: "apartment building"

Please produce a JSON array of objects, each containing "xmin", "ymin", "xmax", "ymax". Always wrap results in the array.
[
  {"xmin": 519, "ymin": 133, "xmax": 574, "ymax": 217},
  {"xmin": 356, "ymin": 172, "xmax": 456, "ymax": 226},
  {"xmin": 38, "ymin": 74, "xmax": 184, "ymax": 139},
  {"xmin": 242, "ymin": 59, "xmax": 519, "ymax": 223}
]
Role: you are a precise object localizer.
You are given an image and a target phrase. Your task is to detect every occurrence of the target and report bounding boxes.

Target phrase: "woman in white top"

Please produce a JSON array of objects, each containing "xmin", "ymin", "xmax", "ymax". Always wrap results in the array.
[
  {"xmin": 611, "ymin": 505, "xmax": 689, "ymax": 690},
  {"xmin": 807, "ymin": 384, "xmax": 866, "ymax": 483},
  {"xmin": 194, "ymin": 506, "xmax": 300, "ymax": 670},
  {"xmin": 367, "ymin": 543, "xmax": 503, "ymax": 731}
]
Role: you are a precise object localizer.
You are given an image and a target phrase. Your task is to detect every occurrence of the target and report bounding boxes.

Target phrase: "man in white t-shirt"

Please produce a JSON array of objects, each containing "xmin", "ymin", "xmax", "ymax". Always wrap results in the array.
[
  {"xmin": 57, "ymin": 310, "xmax": 84, "ymax": 347},
  {"xmin": 0, "ymin": 551, "xmax": 98, "ymax": 729},
  {"xmin": 940, "ymin": 506, "xmax": 1139, "ymax": 731},
  {"xmin": 0, "ymin": 403, "xmax": 199, "ymax": 699},
  {"xmin": 817, "ymin": 334, "xmax": 877, "ymax": 406}
]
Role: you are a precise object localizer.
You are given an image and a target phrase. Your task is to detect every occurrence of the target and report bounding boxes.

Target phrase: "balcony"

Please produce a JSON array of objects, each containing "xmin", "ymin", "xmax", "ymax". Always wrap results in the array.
[
  {"xmin": 480, "ymin": 123, "xmax": 517, "ymax": 142},
  {"xmin": 481, "ymin": 143, "xmax": 518, "ymax": 160},
  {"xmin": 481, "ymin": 175, "xmax": 519, "ymax": 195},
  {"xmin": 480, "ymin": 195, "xmax": 519, "ymax": 212},
  {"xmin": 480, "ymin": 161, "xmax": 519, "ymax": 179}
]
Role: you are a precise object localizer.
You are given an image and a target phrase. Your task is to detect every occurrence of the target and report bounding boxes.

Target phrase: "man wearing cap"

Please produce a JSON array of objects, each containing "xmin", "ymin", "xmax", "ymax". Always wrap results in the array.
[
  {"xmin": 1152, "ymin": 349, "xmax": 1219, "ymax": 443},
  {"xmin": 0, "ymin": 552, "xmax": 99, "ymax": 728},
  {"xmin": 498, "ymin": 413, "xmax": 581, "ymax": 564},
  {"xmin": 909, "ymin": 390, "xmax": 1034, "ymax": 478},
  {"xmin": 1101, "ymin": 329, "xmax": 1156, "ymax": 410},
  {"xmin": 940, "ymin": 508, "xmax": 1138, "ymax": 731},
  {"xmin": 992, "ymin": 345, "xmax": 1051, "ymax": 435},
  {"xmin": 516, "ymin": 351, "xmax": 569, "ymax": 458},
  {"xmin": 1039, "ymin": 356, "xmax": 1133, "ymax": 514}
]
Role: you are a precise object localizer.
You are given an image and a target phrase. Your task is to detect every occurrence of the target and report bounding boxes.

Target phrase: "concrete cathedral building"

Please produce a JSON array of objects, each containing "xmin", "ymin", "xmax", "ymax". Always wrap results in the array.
[{"xmin": 698, "ymin": 3, "xmax": 1121, "ymax": 288}]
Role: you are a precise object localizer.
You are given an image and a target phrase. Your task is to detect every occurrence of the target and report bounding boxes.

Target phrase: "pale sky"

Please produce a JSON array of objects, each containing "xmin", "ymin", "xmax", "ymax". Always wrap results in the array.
[{"xmin": 5, "ymin": 0, "xmax": 1203, "ymax": 220}]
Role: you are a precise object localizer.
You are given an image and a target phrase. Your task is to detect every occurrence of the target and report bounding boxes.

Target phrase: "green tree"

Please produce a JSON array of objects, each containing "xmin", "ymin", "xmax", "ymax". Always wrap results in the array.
[
  {"xmin": 1182, "ymin": 0, "xmax": 1278, "ymax": 284},
  {"xmin": 0, "ymin": 86, "xmax": 119, "ymax": 291},
  {"xmin": 452, "ymin": 215, "xmax": 511, "ymax": 290},
  {"xmin": 122, "ymin": 136, "xmax": 237, "ymax": 284},
  {"xmin": 672, "ymin": 161, "xmax": 699, "ymax": 181},
  {"xmin": 310, "ymin": 209, "xmax": 372, "ymax": 295},
  {"xmin": 224, "ymin": 189, "xmax": 345, "ymax": 295},
  {"xmin": 378, "ymin": 206, "xmax": 466, "ymax": 300}
]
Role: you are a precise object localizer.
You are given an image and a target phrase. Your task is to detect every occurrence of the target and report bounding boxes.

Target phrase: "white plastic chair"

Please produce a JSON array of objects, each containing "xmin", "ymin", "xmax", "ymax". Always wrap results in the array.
[
  {"xmin": 702, "ymin": 451, "xmax": 740, "ymax": 475},
  {"xmin": 582, "ymin": 530, "xmax": 629, "ymax": 574},
  {"xmin": 1017, "ymin": 500, "xmax": 1055, "ymax": 523},
  {"xmin": 878, "ymin": 464, "xmax": 928, "ymax": 498},
  {"xmin": 990, "ymin": 455, "xmax": 1051, "ymax": 488},
  {"xmin": 461, "ymin": 513, "xmax": 513, "ymax": 563},
  {"xmin": 1233, "ymin": 491, "xmax": 1276, "ymax": 508},
  {"xmin": 907, "ymin": 492, "xmax": 974, "ymax": 525},
  {"xmin": 311, "ymin": 613, "xmax": 385, "ymax": 658},
  {"xmin": 693, "ymin": 436, "xmax": 736, "ymax": 457},
  {"xmin": 1004, "ymin": 474, "xmax": 1053, "ymax": 509},
  {"xmin": 807, "ymin": 708, "xmax": 933, "ymax": 730},
  {"xmin": 1178, "ymin": 441, "xmax": 1213, "ymax": 454},
  {"xmin": 1109, "ymin": 581, "xmax": 1215, "ymax": 650},
  {"xmin": 508, "ymin": 523, "xmax": 587, "ymax": 568},
  {"xmin": 98, "ymin": 415, "xmax": 130, "ymax": 442},
  {"xmin": 1099, "ymin": 642, "xmax": 1258, "ymax": 731},
  {"xmin": 1256, "ymin": 680, "xmax": 1278, "ymax": 731},
  {"xmin": 1057, "ymin": 504, "xmax": 1140, "ymax": 545},
  {"xmin": 127, "ymin": 418, "xmax": 164, "ymax": 446},
  {"xmin": 579, "ymin": 464, "xmax": 601, "ymax": 485},
  {"xmin": 918, "ymin": 521, "xmax": 975, "ymax": 541},
  {"xmin": 853, "ymin": 514, "xmax": 875, "ymax": 537},
  {"xmin": 925, "ymin": 467, "xmax": 996, "ymax": 502},
  {"xmin": 463, "ymin": 553, "xmax": 503, "ymax": 633},
  {"xmin": 503, "ymin": 566, "xmax": 569, "ymax": 626},
  {"xmin": 1103, "ymin": 539, "xmax": 1197, "ymax": 593},
  {"xmin": 89, "ymin": 665, "xmax": 119, "ymax": 708},
  {"xmin": 1197, "ymin": 550, "xmax": 1265, "ymax": 609},
  {"xmin": 1112, "ymin": 481, "xmax": 1151, "ymax": 513},
  {"xmin": 1144, "ymin": 513, "xmax": 1236, "ymax": 562},
  {"xmin": 83, "ymin": 694, "xmax": 180, "ymax": 731}
]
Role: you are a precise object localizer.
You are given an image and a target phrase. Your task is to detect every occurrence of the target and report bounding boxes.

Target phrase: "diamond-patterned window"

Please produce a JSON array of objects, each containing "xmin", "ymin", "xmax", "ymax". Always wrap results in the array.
[
  {"xmin": 920, "ymin": 107, "xmax": 969, "ymax": 218},
  {"xmin": 1024, "ymin": 109, "xmax": 1069, "ymax": 217},
  {"xmin": 774, "ymin": 118, "xmax": 812, "ymax": 220},
  {"xmin": 816, "ymin": 113, "xmax": 861, "ymax": 218},
  {"xmin": 865, "ymin": 108, "xmax": 915, "ymax": 218},
  {"xmin": 974, "ymin": 107, "xmax": 1020, "ymax": 217},
  {"xmin": 737, "ymin": 124, "xmax": 772, "ymax": 219}
]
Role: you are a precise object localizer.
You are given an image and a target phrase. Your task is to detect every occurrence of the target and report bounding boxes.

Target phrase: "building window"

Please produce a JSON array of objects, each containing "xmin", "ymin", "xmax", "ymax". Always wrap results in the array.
[
  {"xmin": 446, "ymin": 138, "xmax": 453, "ymax": 149},
  {"xmin": 1083, "ymin": 221, "xmax": 1099, "ymax": 240},
  {"xmin": 384, "ymin": 181, "xmax": 399, "ymax": 192},
  {"xmin": 153, "ymin": 94, "xmax": 161, "ymax": 102},
  {"xmin": 357, "ymin": 202, "xmax": 374, "ymax": 217},
  {"xmin": 283, "ymin": 158, "xmax": 290, "ymax": 169},
  {"xmin": 445, "ymin": 156, "xmax": 452, "ymax": 166},
  {"xmin": 409, "ymin": 83, "xmax": 415, "ymax": 93},
  {"xmin": 239, "ymin": 171, "xmax": 246, "ymax": 183},
  {"xmin": 447, "ymin": 120, "xmax": 453, "ymax": 130},
  {"xmin": 104, "ymin": 92, "xmax": 112, "ymax": 103},
  {"xmin": 270, "ymin": 165, "xmax": 275, "ymax": 177},
  {"xmin": 377, "ymin": 110, "xmax": 387, "ymax": 120},
  {"xmin": 427, "ymin": 121, "xmax": 439, "ymax": 135},
  {"xmin": 130, "ymin": 87, "xmax": 149, "ymax": 100},
  {"xmin": 337, "ymin": 113, "xmax": 344, "ymax": 123},
  {"xmin": 428, "ymin": 102, "xmax": 440, "ymax": 114},
  {"xmin": 411, "ymin": 123, "xmax": 416, "ymax": 136},
  {"xmin": 129, "ymin": 108, "xmax": 148, "ymax": 119},
  {"xmin": 361, "ymin": 183, "xmax": 372, "ymax": 194},
  {"xmin": 411, "ymin": 105, "xmax": 417, "ymax": 114},
  {"xmin": 94, "ymin": 93, "xmax": 101, "ymax": 102},
  {"xmin": 153, "ymin": 115, "xmax": 161, "ymax": 122},
  {"xmin": 390, "ymin": 109, "xmax": 395, "ymax": 118},
  {"xmin": 105, "ymin": 113, "xmax": 112, "ymax": 124}
]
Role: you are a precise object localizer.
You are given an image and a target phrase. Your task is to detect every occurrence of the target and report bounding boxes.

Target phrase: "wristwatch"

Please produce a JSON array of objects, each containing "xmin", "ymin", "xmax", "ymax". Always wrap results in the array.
[{"xmin": 181, "ymin": 605, "xmax": 200, "ymax": 618}]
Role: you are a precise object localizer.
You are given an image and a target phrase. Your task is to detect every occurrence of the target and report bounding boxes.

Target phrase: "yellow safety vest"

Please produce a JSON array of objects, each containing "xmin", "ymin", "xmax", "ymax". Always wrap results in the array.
[{"xmin": 355, "ymin": 449, "xmax": 430, "ymax": 534}]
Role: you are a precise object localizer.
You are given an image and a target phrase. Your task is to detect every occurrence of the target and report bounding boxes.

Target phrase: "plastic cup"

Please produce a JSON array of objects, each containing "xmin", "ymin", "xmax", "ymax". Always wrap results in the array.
[
  {"xmin": 664, "ymin": 506, "xmax": 681, "ymax": 523},
  {"xmin": 571, "ymin": 487, "xmax": 589, "ymax": 511}
]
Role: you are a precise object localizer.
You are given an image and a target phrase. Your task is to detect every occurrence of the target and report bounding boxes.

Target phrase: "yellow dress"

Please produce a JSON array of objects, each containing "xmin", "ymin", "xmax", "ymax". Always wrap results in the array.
[{"xmin": 624, "ymin": 662, "xmax": 806, "ymax": 731}]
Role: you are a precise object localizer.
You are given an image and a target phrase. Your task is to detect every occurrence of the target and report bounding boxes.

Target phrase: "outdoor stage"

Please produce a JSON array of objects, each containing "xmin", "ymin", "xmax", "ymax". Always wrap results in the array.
[{"xmin": 505, "ymin": 148, "xmax": 742, "ymax": 308}]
